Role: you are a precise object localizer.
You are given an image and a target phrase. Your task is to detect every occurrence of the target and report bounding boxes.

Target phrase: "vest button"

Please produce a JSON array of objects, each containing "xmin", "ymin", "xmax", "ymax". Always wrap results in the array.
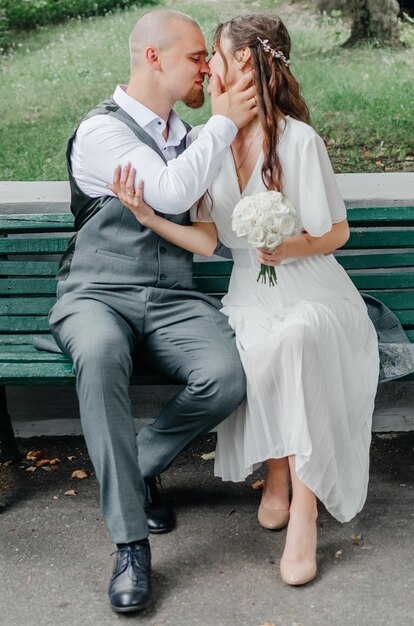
[
  {"xmin": 160, "ymin": 246, "xmax": 166, "ymax": 254},
  {"xmin": 160, "ymin": 273, "xmax": 167, "ymax": 280}
]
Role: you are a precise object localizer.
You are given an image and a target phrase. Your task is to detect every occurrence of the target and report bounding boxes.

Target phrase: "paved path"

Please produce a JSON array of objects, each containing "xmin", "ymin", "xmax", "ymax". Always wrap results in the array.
[{"xmin": 1, "ymin": 432, "xmax": 413, "ymax": 626}]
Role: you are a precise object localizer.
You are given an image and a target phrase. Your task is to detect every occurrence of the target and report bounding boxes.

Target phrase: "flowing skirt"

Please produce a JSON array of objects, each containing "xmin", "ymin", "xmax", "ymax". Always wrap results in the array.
[{"xmin": 214, "ymin": 249, "xmax": 379, "ymax": 523}]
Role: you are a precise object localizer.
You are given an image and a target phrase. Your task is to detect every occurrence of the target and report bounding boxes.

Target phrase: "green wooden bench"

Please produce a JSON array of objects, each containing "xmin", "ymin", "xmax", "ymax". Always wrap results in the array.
[{"xmin": 1, "ymin": 207, "xmax": 414, "ymax": 461}]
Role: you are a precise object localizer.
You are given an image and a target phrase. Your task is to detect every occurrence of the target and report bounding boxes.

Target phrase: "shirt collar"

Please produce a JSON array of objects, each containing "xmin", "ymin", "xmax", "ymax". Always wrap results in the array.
[{"xmin": 113, "ymin": 85, "xmax": 187, "ymax": 147}]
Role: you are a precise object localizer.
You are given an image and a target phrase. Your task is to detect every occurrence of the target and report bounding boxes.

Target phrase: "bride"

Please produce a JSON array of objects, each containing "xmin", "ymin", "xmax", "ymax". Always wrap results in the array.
[{"xmin": 108, "ymin": 13, "xmax": 379, "ymax": 586}]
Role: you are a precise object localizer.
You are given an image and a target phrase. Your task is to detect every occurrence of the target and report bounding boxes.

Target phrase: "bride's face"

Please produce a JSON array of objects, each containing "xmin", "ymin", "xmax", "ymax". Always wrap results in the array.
[{"xmin": 208, "ymin": 34, "xmax": 241, "ymax": 92}]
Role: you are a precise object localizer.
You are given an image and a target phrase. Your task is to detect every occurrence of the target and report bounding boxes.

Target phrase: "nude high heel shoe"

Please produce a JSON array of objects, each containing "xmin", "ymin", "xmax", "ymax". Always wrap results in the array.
[
  {"xmin": 280, "ymin": 558, "xmax": 317, "ymax": 586},
  {"xmin": 257, "ymin": 502, "xmax": 290, "ymax": 530}
]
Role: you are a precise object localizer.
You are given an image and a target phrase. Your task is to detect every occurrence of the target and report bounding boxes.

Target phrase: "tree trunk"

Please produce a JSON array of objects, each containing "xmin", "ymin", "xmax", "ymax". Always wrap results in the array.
[{"xmin": 344, "ymin": 0, "xmax": 401, "ymax": 46}]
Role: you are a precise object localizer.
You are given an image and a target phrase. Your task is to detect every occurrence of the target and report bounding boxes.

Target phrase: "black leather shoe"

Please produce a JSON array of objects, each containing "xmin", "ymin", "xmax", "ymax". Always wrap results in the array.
[
  {"xmin": 144, "ymin": 476, "xmax": 176, "ymax": 534},
  {"xmin": 108, "ymin": 541, "xmax": 153, "ymax": 613}
]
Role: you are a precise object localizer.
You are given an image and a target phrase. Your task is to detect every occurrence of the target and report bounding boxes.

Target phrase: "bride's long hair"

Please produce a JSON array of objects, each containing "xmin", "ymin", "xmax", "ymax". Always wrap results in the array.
[{"xmin": 213, "ymin": 14, "xmax": 310, "ymax": 193}]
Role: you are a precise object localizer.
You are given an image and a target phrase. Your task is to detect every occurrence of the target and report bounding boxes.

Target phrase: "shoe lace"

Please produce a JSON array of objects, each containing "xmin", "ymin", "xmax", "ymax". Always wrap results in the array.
[{"xmin": 112, "ymin": 546, "xmax": 149, "ymax": 581}]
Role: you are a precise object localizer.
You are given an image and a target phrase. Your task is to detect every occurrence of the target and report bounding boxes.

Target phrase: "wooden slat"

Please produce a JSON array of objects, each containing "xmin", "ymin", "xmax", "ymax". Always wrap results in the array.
[
  {"xmin": 349, "ymin": 273, "xmax": 414, "ymax": 290},
  {"xmin": 0, "ymin": 351, "xmax": 68, "ymax": 362},
  {"xmin": 0, "ymin": 316, "xmax": 50, "ymax": 332},
  {"xmin": 0, "ymin": 297, "xmax": 56, "ymax": 315},
  {"xmin": 363, "ymin": 291, "xmax": 414, "ymax": 310},
  {"xmin": 405, "ymin": 330, "xmax": 414, "ymax": 341},
  {"xmin": 336, "ymin": 252, "xmax": 414, "ymax": 270},
  {"xmin": 0, "ymin": 214, "xmax": 74, "ymax": 233},
  {"xmin": 193, "ymin": 276, "xmax": 230, "ymax": 292},
  {"xmin": 0, "ymin": 261, "xmax": 59, "ymax": 276},
  {"xmin": 0, "ymin": 334, "xmax": 37, "ymax": 345},
  {"xmin": 0, "ymin": 278, "xmax": 57, "ymax": 295},
  {"xmin": 0, "ymin": 361, "xmax": 74, "ymax": 384},
  {"xmin": 0, "ymin": 361, "xmax": 174, "ymax": 386},
  {"xmin": 345, "ymin": 229, "xmax": 414, "ymax": 249},
  {"xmin": 193, "ymin": 260, "xmax": 233, "ymax": 276},
  {"xmin": 347, "ymin": 206, "xmax": 414, "ymax": 225},
  {"xmin": 0, "ymin": 237, "xmax": 70, "ymax": 255},
  {"xmin": 0, "ymin": 344, "xmax": 39, "ymax": 353}
]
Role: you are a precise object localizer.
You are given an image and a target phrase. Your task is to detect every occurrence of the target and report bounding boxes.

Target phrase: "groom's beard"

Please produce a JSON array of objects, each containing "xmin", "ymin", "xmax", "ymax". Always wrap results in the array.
[{"xmin": 183, "ymin": 86, "xmax": 205, "ymax": 109}]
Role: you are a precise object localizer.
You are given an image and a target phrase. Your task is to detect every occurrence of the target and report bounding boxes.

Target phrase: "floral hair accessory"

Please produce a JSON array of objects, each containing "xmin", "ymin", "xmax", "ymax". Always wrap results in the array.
[{"xmin": 257, "ymin": 37, "xmax": 291, "ymax": 67}]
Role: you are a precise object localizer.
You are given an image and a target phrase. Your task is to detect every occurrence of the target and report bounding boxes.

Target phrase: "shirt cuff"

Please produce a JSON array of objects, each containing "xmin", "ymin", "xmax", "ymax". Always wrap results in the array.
[{"xmin": 203, "ymin": 115, "xmax": 238, "ymax": 143}]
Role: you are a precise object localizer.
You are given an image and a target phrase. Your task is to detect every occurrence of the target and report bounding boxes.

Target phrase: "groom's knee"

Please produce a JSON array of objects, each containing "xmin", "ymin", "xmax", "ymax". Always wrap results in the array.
[{"xmin": 190, "ymin": 356, "xmax": 246, "ymax": 414}]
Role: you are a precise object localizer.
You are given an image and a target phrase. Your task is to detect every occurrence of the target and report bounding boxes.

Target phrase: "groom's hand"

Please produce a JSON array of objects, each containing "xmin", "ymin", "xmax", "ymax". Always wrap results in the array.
[{"xmin": 210, "ymin": 72, "xmax": 257, "ymax": 129}]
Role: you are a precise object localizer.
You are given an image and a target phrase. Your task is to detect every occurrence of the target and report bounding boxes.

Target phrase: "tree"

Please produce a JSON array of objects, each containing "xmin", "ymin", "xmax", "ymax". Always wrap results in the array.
[{"xmin": 316, "ymin": 0, "xmax": 402, "ymax": 45}]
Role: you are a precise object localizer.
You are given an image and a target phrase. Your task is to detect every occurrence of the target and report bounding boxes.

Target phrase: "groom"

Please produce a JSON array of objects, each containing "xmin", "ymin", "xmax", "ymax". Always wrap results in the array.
[{"xmin": 49, "ymin": 9, "xmax": 254, "ymax": 614}]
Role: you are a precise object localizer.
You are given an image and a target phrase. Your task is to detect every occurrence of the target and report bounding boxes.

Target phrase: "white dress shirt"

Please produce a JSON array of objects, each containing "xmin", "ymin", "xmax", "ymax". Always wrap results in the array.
[{"xmin": 70, "ymin": 85, "xmax": 237, "ymax": 215}]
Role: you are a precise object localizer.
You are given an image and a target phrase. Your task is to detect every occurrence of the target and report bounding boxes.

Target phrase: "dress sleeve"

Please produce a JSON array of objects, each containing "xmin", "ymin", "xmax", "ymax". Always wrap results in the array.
[{"xmin": 299, "ymin": 133, "xmax": 346, "ymax": 237}]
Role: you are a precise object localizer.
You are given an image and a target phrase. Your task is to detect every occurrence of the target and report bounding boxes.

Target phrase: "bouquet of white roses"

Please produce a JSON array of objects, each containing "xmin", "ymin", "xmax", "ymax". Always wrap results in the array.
[{"xmin": 231, "ymin": 190, "xmax": 298, "ymax": 286}]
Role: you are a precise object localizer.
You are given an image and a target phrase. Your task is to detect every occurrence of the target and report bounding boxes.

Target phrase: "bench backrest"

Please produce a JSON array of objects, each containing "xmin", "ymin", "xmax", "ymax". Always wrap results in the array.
[{"xmin": 1, "ymin": 208, "xmax": 414, "ymax": 346}]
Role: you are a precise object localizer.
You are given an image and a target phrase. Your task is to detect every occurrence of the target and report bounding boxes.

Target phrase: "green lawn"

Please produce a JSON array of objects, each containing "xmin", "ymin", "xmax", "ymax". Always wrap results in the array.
[{"xmin": 0, "ymin": 0, "xmax": 413, "ymax": 180}]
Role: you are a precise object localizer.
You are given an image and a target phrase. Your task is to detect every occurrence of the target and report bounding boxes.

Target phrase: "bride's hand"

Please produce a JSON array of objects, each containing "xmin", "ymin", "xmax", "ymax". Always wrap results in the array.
[
  {"xmin": 256, "ymin": 242, "xmax": 287, "ymax": 266},
  {"xmin": 107, "ymin": 163, "xmax": 155, "ymax": 227}
]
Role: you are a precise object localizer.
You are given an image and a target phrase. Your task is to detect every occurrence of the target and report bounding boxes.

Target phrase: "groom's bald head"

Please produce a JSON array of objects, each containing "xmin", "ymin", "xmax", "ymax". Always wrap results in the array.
[{"xmin": 129, "ymin": 10, "xmax": 200, "ymax": 71}]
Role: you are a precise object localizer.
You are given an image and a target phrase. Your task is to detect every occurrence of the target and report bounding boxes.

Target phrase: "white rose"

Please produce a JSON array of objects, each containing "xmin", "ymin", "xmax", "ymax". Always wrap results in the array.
[
  {"xmin": 278, "ymin": 214, "xmax": 298, "ymax": 237},
  {"xmin": 265, "ymin": 232, "xmax": 283, "ymax": 249},
  {"xmin": 234, "ymin": 221, "xmax": 252, "ymax": 238},
  {"xmin": 263, "ymin": 213, "xmax": 281, "ymax": 230},
  {"xmin": 247, "ymin": 225, "xmax": 267, "ymax": 247},
  {"xmin": 252, "ymin": 209, "xmax": 266, "ymax": 226}
]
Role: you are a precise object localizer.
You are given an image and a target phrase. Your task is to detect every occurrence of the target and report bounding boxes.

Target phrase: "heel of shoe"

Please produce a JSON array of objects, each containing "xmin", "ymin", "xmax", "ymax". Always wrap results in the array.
[
  {"xmin": 257, "ymin": 503, "xmax": 289, "ymax": 530},
  {"xmin": 280, "ymin": 558, "xmax": 317, "ymax": 586}
]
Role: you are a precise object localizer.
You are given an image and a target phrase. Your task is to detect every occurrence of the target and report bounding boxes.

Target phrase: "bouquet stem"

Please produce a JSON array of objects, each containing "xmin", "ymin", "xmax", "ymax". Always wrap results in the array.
[{"xmin": 257, "ymin": 263, "xmax": 277, "ymax": 286}]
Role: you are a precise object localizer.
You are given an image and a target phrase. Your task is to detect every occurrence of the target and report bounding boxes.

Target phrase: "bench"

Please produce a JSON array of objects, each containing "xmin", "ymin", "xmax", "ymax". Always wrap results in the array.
[{"xmin": 1, "ymin": 206, "xmax": 414, "ymax": 462}]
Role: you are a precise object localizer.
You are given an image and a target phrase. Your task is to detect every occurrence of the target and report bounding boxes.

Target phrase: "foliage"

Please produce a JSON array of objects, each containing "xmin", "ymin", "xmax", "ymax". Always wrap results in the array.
[
  {"xmin": 0, "ymin": 0, "xmax": 413, "ymax": 179},
  {"xmin": 0, "ymin": 0, "xmax": 152, "ymax": 53}
]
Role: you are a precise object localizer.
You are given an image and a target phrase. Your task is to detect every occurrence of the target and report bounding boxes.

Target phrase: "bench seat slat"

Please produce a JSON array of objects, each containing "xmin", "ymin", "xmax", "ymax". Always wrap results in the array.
[
  {"xmin": 349, "ymin": 273, "xmax": 414, "ymax": 289},
  {"xmin": 0, "ymin": 214, "xmax": 74, "ymax": 233},
  {"xmin": 0, "ymin": 237, "xmax": 70, "ymax": 254},
  {"xmin": 0, "ymin": 317, "xmax": 50, "ymax": 332},
  {"xmin": 0, "ymin": 333, "xmax": 37, "ymax": 345},
  {"xmin": 0, "ymin": 297, "xmax": 56, "ymax": 315},
  {"xmin": 336, "ymin": 253, "xmax": 414, "ymax": 270},
  {"xmin": 345, "ymin": 230, "xmax": 414, "ymax": 249},
  {"xmin": 0, "ymin": 278, "xmax": 58, "ymax": 294},
  {"xmin": 347, "ymin": 206, "xmax": 414, "ymax": 224},
  {"xmin": 0, "ymin": 261, "xmax": 59, "ymax": 276}
]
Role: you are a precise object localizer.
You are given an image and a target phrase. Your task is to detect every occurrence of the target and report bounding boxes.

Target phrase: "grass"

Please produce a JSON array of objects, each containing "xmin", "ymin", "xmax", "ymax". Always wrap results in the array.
[{"xmin": 0, "ymin": 0, "xmax": 413, "ymax": 180}]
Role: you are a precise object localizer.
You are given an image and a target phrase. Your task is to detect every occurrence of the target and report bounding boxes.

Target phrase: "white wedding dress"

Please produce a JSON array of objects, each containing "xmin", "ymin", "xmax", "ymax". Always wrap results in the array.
[{"xmin": 189, "ymin": 117, "xmax": 379, "ymax": 523}]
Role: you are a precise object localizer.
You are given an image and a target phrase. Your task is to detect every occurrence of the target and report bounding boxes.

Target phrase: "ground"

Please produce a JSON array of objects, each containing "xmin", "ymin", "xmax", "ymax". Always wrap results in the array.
[{"xmin": 1, "ymin": 432, "xmax": 413, "ymax": 625}]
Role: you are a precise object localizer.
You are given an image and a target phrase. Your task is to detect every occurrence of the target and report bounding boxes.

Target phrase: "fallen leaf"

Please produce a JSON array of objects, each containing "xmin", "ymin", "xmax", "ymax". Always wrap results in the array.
[
  {"xmin": 36, "ymin": 459, "xmax": 51, "ymax": 467},
  {"xmin": 42, "ymin": 465, "xmax": 59, "ymax": 472},
  {"xmin": 201, "ymin": 451, "xmax": 215, "ymax": 461},
  {"xmin": 375, "ymin": 161, "xmax": 384, "ymax": 167},
  {"xmin": 335, "ymin": 549, "xmax": 343, "ymax": 558},
  {"xmin": 251, "ymin": 479, "xmax": 265, "ymax": 490},
  {"xmin": 67, "ymin": 456, "xmax": 76, "ymax": 461},
  {"xmin": 64, "ymin": 489, "xmax": 77, "ymax": 497},
  {"xmin": 49, "ymin": 458, "xmax": 61, "ymax": 466},
  {"xmin": 71, "ymin": 470, "xmax": 88, "ymax": 480},
  {"xmin": 26, "ymin": 466, "xmax": 37, "ymax": 473},
  {"xmin": 1, "ymin": 460, "xmax": 13, "ymax": 467},
  {"xmin": 351, "ymin": 532, "xmax": 362, "ymax": 546},
  {"xmin": 53, "ymin": 496, "xmax": 59, "ymax": 500},
  {"xmin": 26, "ymin": 450, "xmax": 45, "ymax": 461}
]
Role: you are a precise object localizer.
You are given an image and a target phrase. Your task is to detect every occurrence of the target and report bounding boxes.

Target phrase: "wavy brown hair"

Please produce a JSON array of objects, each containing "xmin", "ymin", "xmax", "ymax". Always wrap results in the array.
[{"xmin": 214, "ymin": 14, "xmax": 310, "ymax": 192}]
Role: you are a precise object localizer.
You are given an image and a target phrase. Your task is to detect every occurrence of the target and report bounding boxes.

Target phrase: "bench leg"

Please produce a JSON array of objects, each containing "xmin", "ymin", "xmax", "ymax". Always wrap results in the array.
[{"xmin": 0, "ymin": 386, "xmax": 23, "ymax": 462}]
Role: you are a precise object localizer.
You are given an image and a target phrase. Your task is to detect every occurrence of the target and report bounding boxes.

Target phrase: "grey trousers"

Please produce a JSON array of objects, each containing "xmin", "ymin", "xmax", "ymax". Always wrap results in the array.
[{"xmin": 49, "ymin": 285, "xmax": 246, "ymax": 544}]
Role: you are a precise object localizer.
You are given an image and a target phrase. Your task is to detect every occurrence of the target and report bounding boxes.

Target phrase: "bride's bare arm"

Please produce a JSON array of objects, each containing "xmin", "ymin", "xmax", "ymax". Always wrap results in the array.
[
  {"xmin": 108, "ymin": 164, "xmax": 218, "ymax": 257},
  {"xmin": 256, "ymin": 220, "xmax": 350, "ymax": 266}
]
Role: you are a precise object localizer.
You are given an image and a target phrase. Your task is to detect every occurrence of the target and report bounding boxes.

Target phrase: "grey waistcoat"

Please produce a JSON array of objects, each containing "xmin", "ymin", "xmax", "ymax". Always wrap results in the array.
[{"xmin": 57, "ymin": 98, "xmax": 194, "ymax": 292}]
